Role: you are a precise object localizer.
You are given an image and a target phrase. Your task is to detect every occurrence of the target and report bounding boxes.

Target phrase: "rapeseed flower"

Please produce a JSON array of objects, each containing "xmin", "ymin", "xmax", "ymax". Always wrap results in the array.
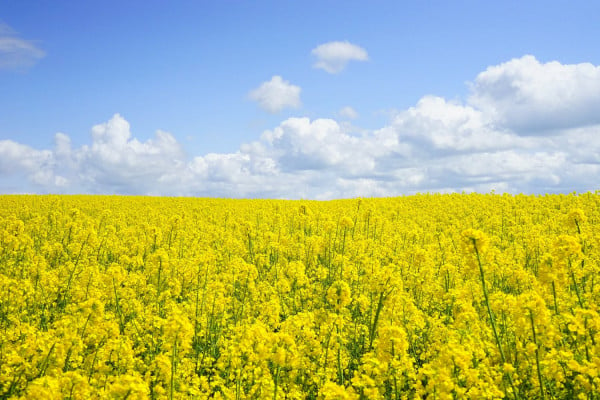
[{"xmin": 1, "ymin": 193, "xmax": 599, "ymax": 398}]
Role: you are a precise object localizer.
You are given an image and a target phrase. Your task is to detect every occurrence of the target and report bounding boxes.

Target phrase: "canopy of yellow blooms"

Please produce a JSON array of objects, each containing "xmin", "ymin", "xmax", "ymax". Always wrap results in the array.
[{"xmin": 1, "ymin": 193, "xmax": 599, "ymax": 399}]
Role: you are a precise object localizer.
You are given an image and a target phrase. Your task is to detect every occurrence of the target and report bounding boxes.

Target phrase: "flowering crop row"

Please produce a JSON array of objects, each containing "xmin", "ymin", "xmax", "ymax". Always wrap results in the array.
[{"xmin": 0, "ymin": 194, "xmax": 599, "ymax": 399}]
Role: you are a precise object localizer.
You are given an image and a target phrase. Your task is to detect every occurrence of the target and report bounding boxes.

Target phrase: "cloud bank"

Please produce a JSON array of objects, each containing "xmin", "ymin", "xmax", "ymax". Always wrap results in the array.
[{"xmin": 2, "ymin": 56, "xmax": 600, "ymax": 198}]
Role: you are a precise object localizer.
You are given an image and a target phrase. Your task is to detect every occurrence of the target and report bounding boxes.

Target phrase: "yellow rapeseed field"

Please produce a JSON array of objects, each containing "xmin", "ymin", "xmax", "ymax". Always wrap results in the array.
[{"xmin": 1, "ymin": 194, "xmax": 599, "ymax": 399}]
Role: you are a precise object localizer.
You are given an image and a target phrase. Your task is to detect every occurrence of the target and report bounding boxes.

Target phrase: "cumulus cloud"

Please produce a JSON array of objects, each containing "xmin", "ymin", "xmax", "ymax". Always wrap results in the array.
[
  {"xmin": 0, "ymin": 139, "xmax": 65, "ymax": 193},
  {"xmin": 0, "ymin": 140, "xmax": 51, "ymax": 176},
  {"xmin": 248, "ymin": 76, "xmax": 302, "ymax": 113},
  {"xmin": 390, "ymin": 96, "xmax": 532, "ymax": 153},
  {"xmin": 2, "ymin": 56, "xmax": 600, "ymax": 198},
  {"xmin": 0, "ymin": 23, "xmax": 45, "ymax": 70},
  {"xmin": 77, "ymin": 114, "xmax": 186, "ymax": 193},
  {"xmin": 469, "ymin": 55, "xmax": 600, "ymax": 134},
  {"xmin": 311, "ymin": 41, "xmax": 368, "ymax": 73}
]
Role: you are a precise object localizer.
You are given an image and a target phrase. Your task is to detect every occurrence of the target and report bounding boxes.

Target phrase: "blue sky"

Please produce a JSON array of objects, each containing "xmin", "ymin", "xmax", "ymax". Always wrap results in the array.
[{"xmin": 1, "ymin": 1, "xmax": 600, "ymax": 198}]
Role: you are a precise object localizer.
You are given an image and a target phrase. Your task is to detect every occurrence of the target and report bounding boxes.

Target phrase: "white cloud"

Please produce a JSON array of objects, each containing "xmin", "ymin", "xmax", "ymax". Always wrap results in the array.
[
  {"xmin": 0, "ymin": 139, "xmax": 64, "ymax": 193},
  {"xmin": 338, "ymin": 106, "xmax": 359, "ymax": 120},
  {"xmin": 311, "ymin": 41, "xmax": 368, "ymax": 73},
  {"xmin": 248, "ymin": 76, "xmax": 301, "ymax": 113},
  {"xmin": 0, "ymin": 140, "xmax": 52, "ymax": 174},
  {"xmin": 0, "ymin": 23, "xmax": 45, "ymax": 70},
  {"xmin": 469, "ymin": 55, "xmax": 600, "ymax": 134},
  {"xmin": 77, "ymin": 114, "xmax": 186, "ymax": 193},
  {"xmin": 258, "ymin": 117, "xmax": 406, "ymax": 177},
  {"xmin": 2, "ymin": 56, "xmax": 600, "ymax": 198},
  {"xmin": 390, "ymin": 95, "xmax": 531, "ymax": 153}
]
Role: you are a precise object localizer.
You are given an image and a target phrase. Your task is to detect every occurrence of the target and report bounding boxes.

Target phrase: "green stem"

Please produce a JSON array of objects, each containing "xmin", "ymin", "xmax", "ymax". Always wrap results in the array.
[
  {"xmin": 551, "ymin": 281, "xmax": 559, "ymax": 315},
  {"xmin": 36, "ymin": 342, "xmax": 56, "ymax": 379},
  {"xmin": 529, "ymin": 310, "xmax": 545, "ymax": 400},
  {"xmin": 112, "ymin": 278, "xmax": 125, "ymax": 334},
  {"xmin": 273, "ymin": 366, "xmax": 280, "ymax": 400},
  {"xmin": 568, "ymin": 259, "xmax": 584, "ymax": 308},
  {"xmin": 340, "ymin": 228, "xmax": 347, "ymax": 279},
  {"xmin": 472, "ymin": 240, "xmax": 519, "ymax": 400},
  {"xmin": 369, "ymin": 292, "xmax": 385, "ymax": 349},
  {"xmin": 170, "ymin": 338, "xmax": 178, "ymax": 400},
  {"xmin": 336, "ymin": 324, "xmax": 344, "ymax": 385}
]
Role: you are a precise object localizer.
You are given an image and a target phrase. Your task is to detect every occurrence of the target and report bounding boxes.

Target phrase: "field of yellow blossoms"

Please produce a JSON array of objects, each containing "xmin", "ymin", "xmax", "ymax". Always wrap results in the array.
[{"xmin": 1, "ymin": 194, "xmax": 599, "ymax": 399}]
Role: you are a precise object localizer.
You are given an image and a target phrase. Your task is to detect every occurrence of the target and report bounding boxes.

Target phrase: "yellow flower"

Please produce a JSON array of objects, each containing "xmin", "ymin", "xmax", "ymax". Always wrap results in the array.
[
  {"xmin": 553, "ymin": 234, "xmax": 581, "ymax": 260},
  {"xmin": 502, "ymin": 363, "xmax": 516, "ymax": 374},
  {"xmin": 318, "ymin": 380, "xmax": 359, "ymax": 400},
  {"xmin": 567, "ymin": 208, "xmax": 587, "ymax": 230},
  {"xmin": 339, "ymin": 216, "xmax": 354, "ymax": 229},
  {"xmin": 460, "ymin": 229, "xmax": 490, "ymax": 254},
  {"xmin": 326, "ymin": 280, "xmax": 352, "ymax": 311}
]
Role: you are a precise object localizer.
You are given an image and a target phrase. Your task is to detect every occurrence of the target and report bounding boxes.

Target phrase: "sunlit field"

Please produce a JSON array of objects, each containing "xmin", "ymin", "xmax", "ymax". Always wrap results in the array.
[{"xmin": 1, "ymin": 194, "xmax": 599, "ymax": 399}]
